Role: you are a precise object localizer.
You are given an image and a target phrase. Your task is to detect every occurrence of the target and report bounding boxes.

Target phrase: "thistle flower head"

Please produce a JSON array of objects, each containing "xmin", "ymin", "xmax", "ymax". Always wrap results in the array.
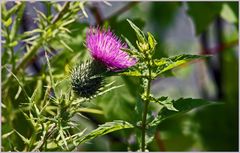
[
  {"xmin": 71, "ymin": 60, "xmax": 106, "ymax": 98},
  {"xmin": 86, "ymin": 27, "xmax": 137, "ymax": 70}
]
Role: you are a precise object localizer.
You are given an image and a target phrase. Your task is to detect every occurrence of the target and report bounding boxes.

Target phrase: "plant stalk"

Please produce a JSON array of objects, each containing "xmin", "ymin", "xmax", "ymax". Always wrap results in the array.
[{"xmin": 141, "ymin": 58, "xmax": 152, "ymax": 152}]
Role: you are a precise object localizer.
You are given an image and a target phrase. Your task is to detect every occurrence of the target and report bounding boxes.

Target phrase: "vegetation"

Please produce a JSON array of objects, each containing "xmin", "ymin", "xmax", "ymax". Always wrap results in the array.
[{"xmin": 1, "ymin": 1, "xmax": 238, "ymax": 151}]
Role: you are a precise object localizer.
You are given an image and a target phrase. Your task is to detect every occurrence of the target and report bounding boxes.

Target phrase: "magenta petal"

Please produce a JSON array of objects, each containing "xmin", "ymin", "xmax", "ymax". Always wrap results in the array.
[{"xmin": 86, "ymin": 27, "xmax": 137, "ymax": 70}]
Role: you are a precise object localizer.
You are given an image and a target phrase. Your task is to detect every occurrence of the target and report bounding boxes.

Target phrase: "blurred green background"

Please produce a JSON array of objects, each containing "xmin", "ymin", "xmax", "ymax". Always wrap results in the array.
[{"xmin": 1, "ymin": 1, "xmax": 239, "ymax": 151}]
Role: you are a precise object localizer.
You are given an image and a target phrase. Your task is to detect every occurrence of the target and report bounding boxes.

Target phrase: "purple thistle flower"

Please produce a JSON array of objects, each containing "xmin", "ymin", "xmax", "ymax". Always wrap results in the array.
[{"xmin": 86, "ymin": 27, "xmax": 137, "ymax": 70}]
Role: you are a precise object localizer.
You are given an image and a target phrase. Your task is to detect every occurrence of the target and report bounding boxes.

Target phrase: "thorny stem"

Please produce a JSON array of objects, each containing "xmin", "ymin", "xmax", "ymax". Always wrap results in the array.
[{"xmin": 141, "ymin": 58, "xmax": 152, "ymax": 152}]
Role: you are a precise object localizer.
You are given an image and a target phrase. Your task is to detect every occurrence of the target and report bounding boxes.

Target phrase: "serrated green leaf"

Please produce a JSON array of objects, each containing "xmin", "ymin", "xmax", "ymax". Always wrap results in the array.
[
  {"xmin": 152, "ymin": 54, "xmax": 209, "ymax": 78},
  {"xmin": 114, "ymin": 54, "xmax": 208, "ymax": 79},
  {"xmin": 127, "ymin": 19, "xmax": 146, "ymax": 44},
  {"xmin": 150, "ymin": 98, "xmax": 217, "ymax": 127},
  {"xmin": 78, "ymin": 120, "xmax": 134, "ymax": 144}
]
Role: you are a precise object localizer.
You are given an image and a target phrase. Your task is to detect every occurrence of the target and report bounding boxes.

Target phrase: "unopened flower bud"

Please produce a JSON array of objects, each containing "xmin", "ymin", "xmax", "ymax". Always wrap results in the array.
[{"xmin": 71, "ymin": 60, "xmax": 106, "ymax": 98}]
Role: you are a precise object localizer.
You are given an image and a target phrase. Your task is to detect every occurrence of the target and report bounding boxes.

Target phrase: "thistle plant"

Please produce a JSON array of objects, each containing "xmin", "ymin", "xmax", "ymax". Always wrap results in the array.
[
  {"xmin": 68, "ymin": 20, "xmax": 213, "ymax": 151},
  {"xmin": 1, "ymin": 1, "xmax": 119, "ymax": 151},
  {"xmin": 2, "ymin": 1, "xmax": 218, "ymax": 152}
]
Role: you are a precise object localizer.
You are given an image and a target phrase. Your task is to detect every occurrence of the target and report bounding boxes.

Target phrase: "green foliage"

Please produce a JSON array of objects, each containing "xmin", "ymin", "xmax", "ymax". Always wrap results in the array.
[
  {"xmin": 2, "ymin": 1, "xmax": 237, "ymax": 152},
  {"xmin": 1, "ymin": 1, "xmax": 121, "ymax": 151},
  {"xmin": 122, "ymin": 20, "xmax": 213, "ymax": 151},
  {"xmin": 2, "ymin": 1, "xmax": 87, "ymax": 87}
]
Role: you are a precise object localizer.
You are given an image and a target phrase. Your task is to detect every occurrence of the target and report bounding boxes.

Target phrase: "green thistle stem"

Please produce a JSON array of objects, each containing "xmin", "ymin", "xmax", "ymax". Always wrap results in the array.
[{"xmin": 141, "ymin": 58, "xmax": 152, "ymax": 152}]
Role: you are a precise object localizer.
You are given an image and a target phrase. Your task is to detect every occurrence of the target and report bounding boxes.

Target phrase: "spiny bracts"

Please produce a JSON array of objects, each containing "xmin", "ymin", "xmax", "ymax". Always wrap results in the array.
[{"xmin": 71, "ymin": 60, "xmax": 107, "ymax": 98}]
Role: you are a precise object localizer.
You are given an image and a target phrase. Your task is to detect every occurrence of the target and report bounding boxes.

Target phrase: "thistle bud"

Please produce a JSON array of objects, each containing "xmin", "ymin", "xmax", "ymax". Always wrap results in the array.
[
  {"xmin": 71, "ymin": 60, "xmax": 107, "ymax": 98},
  {"xmin": 137, "ymin": 41, "xmax": 149, "ymax": 53}
]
